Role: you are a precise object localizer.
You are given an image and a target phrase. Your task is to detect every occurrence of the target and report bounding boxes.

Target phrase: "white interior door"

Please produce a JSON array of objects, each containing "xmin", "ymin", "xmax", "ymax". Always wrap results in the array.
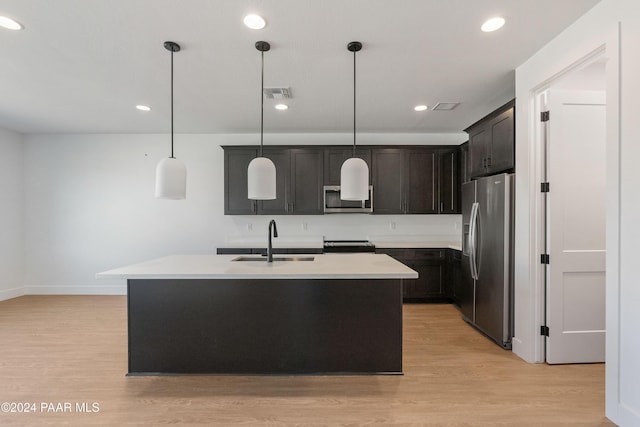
[{"xmin": 546, "ymin": 90, "xmax": 606, "ymax": 364}]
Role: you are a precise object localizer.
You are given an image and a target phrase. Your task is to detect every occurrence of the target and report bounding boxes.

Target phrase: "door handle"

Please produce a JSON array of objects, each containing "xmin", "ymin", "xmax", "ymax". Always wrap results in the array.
[{"xmin": 469, "ymin": 202, "xmax": 479, "ymax": 280}]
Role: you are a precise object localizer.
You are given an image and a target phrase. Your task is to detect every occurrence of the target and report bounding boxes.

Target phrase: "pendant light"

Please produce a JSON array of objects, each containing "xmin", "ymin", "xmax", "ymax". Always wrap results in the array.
[
  {"xmin": 247, "ymin": 41, "xmax": 276, "ymax": 200},
  {"xmin": 340, "ymin": 41, "xmax": 369, "ymax": 201},
  {"xmin": 155, "ymin": 41, "xmax": 186, "ymax": 200}
]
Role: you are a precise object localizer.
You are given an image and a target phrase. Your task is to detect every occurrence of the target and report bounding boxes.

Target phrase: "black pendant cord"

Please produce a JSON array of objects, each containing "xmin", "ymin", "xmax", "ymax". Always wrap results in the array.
[
  {"xmin": 352, "ymin": 48, "xmax": 356, "ymax": 158},
  {"xmin": 260, "ymin": 49, "xmax": 264, "ymax": 157},
  {"xmin": 170, "ymin": 48, "xmax": 175, "ymax": 159}
]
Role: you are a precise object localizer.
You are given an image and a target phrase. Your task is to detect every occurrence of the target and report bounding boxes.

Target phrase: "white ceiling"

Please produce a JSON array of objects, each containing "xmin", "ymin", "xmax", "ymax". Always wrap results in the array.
[{"xmin": 0, "ymin": 0, "xmax": 601, "ymax": 135}]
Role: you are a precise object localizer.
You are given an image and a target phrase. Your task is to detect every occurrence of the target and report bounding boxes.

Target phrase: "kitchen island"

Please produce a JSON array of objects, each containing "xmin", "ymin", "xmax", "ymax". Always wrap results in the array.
[{"xmin": 97, "ymin": 253, "xmax": 417, "ymax": 375}]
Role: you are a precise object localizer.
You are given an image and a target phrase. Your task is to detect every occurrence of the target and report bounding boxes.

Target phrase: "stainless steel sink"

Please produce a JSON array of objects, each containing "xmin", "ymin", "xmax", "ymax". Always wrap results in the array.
[{"xmin": 231, "ymin": 256, "xmax": 315, "ymax": 262}]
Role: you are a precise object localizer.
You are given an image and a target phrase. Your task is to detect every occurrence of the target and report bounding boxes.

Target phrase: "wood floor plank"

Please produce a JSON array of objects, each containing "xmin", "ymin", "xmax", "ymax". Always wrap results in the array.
[{"xmin": 0, "ymin": 296, "xmax": 614, "ymax": 426}]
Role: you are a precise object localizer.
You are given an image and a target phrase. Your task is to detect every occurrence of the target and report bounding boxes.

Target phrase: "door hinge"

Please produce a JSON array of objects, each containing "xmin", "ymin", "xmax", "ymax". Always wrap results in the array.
[
  {"xmin": 541, "ymin": 182, "xmax": 550, "ymax": 192},
  {"xmin": 541, "ymin": 254, "xmax": 550, "ymax": 264},
  {"xmin": 541, "ymin": 325, "xmax": 550, "ymax": 337},
  {"xmin": 541, "ymin": 111, "xmax": 550, "ymax": 122}
]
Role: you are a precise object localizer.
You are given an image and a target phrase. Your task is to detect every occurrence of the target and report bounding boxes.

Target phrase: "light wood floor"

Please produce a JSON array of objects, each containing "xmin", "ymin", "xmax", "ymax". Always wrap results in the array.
[{"xmin": 0, "ymin": 296, "xmax": 614, "ymax": 426}]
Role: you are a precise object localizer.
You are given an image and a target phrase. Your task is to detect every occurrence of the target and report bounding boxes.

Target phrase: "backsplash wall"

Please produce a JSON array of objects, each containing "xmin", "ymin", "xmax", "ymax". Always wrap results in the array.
[{"xmin": 23, "ymin": 132, "xmax": 465, "ymax": 294}]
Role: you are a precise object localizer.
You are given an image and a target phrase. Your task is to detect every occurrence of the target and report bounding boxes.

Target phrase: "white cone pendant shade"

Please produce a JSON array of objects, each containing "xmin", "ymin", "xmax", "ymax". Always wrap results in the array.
[
  {"xmin": 340, "ymin": 157, "xmax": 369, "ymax": 200},
  {"xmin": 155, "ymin": 157, "xmax": 186, "ymax": 199},
  {"xmin": 247, "ymin": 156, "xmax": 276, "ymax": 200}
]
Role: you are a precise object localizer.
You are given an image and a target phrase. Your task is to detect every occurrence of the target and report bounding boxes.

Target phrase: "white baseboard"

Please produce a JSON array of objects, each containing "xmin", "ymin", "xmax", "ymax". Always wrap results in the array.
[
  {"xmin": 24, "ymin": 285, "xmax": 127, "ymax": 295},
  {"xmin": 0, "ymin": 286, "xmax": 26, "ymax": 301}
]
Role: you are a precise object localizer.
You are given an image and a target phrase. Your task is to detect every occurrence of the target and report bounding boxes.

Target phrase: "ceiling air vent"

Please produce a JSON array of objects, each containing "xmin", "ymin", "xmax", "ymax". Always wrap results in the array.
[
  {"xmin": 263, "ymin": 87, "xmax": 292, "ymax": 99},
  {"xmin": 432, "ymin": 102, "xmax": 460, "ymax": 111}
]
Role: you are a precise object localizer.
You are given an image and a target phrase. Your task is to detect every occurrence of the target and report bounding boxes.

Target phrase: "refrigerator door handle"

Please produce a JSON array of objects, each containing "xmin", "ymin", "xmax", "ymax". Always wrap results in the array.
[{"xmin": 469, "ymin": 202, "xmax": 480, "ymax": 280}]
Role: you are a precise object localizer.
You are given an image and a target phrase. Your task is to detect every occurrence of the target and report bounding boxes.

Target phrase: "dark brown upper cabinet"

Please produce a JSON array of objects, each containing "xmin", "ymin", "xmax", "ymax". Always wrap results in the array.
[
  {"xmin": 405, "ymin": 149, "xmax": 439, "ymax": 214},
  {"xmin": 289, "ymin": 149, "xmax": 324, "ymax": 214},
  {"xmin": 460, "ymin": 142, "xmax": 470, "ymax": 184},
  {"xmin": 372, "ymin": 148, "xmax": 439, "ymax": 214},
  {"xmin": 224, "ymin": 145, "xmax": 461, "ymax": 216},
  {"xmin": 438, "ymin": 148, "xmax": 460, "ymax": 214},
  {"xmin": 224, "ymin": 148, "xmax": 257, "ymax": 215},
  {"xmin": 372, "ymin": 149, "xmax": 404, "ymax": 214},
  {"xmin": 323, "ymin": 148, "xmax": 371, "ymax": 186},
  {"xmin": 223, "ymin": 147, "xmax": 323, "ymax": 215},
  {"xmin": 465, "ymin": 100, "xmax": 515, "ymax": 179},
  {"xmin": 255, "ymin": 149, "xmax": 290, "ymax": 215}
]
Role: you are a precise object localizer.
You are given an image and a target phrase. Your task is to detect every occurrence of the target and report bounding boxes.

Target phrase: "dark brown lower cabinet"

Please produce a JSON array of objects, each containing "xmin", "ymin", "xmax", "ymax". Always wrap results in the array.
[
  {"xmin": 447, "ymin": 249, "xmax": 463, "ymax": 307},
  {"xmin": 376, "ymin": 248, "xmax": 447, "ymax": 302}
]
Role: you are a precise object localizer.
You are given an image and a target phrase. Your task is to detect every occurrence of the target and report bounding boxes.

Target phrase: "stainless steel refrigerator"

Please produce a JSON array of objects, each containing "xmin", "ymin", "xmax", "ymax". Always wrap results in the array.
[{"xmin": 461, "ymin": 173, "xmax": 514, "ymax": 349}]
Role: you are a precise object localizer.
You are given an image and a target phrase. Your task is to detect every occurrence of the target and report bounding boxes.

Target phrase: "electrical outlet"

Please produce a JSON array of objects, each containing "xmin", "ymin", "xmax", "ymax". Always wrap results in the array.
[
  {"xmin": 302, "ymin": 222, "xmax": 308, "ymax": 231},
  {"xmin": 390, "ymin": 222, "xmax": 396, "ymax": 230},
  {"xmin": 247, "ymin": 223, "xmax": 253, "ymax": 231}
]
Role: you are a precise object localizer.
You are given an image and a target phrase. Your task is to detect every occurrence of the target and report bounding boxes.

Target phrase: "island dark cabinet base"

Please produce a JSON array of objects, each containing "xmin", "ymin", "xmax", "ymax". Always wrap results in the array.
[{"xmin": 127, "ymin": 278, "xmax": 403, "ymax": 375}]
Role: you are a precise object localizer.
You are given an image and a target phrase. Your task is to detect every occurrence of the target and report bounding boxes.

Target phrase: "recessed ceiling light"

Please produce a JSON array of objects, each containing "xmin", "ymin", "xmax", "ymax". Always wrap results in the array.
[
  {"xmin": 414, "ymin": 105, "xmax": 428, "ymax": 112},
  {"xmin": 481, "ymin": 17, "xmax": 505, "ymax": 32},
  {"xmin": 275, "ymin": 104, "xmax": 288, "ymax": 111},
  {"xmin": 243, "ymin": 14, "xmax": 266, "ymax": 30},
  {"xmin": 0, "ymin": 15, "xmax": 23, "ymax": 30},
  {"xmin": 136, "ymin": 105, "xmax": 151, "ymax": 112}
]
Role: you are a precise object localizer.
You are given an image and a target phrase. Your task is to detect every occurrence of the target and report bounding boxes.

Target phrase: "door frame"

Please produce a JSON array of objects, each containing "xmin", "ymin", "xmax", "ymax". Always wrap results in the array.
[{"xmin": 526, "ymin": 38, "xmax": 619, "ymax": 363}]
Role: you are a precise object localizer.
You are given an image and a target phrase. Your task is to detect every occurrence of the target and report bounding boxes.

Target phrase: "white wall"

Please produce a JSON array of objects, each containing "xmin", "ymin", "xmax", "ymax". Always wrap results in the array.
[
  {"xmin": 23, "ymin": 132, "xmax": 465, "ymax": 294},
  {"xmin": 0, "ymin": 128, "xmax": 25, "ymax": 301},
  {"xmin": 514, "ymin": 0, "xmax": 640, "ymax": 424}
]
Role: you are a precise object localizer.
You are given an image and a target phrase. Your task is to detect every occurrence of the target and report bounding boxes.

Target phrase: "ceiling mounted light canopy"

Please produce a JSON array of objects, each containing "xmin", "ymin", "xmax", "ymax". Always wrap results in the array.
[
  {"xmin": 136, "ymin": 105, "xmax": 151, "ymax": 111},
  {"xmin": 340, "ymin": 41, "xmax": 369, "ymax": 201},
  {"xmin": 481, "ymin": 17, "xmax": 506, "ymax": 32},
  {"xmin": 155, "ymin": 41, "xmax": 186, "ymax": 200},
  {"xmin": 247, "ymin": 41, "xmax": 276, "ymax": 200}
]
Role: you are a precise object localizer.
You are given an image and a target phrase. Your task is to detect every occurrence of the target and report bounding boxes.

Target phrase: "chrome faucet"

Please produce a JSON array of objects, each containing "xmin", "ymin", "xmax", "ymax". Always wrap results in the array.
[{"xmin": 267, "ymin": 219, "xmax": 278, "ymax": 263}]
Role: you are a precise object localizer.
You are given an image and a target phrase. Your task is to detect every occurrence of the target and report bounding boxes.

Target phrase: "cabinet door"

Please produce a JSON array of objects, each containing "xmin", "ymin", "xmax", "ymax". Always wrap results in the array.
[
  {"xmin": 460, "ymin": 142, "xmax": 470, "ymax": 184},
  {"xmin": 451, "ymin": 250, "xmax": 463, "ymax": 307},
  {"xmin": 324, "ymin": 148, "xmax": 371, "ymax": 186},
  {"xmin": 468, "ymin": 124, "xmax": 489, "ymax": 178},
  {"xmin": 372, "ymin": 149, "xmax": 404, "ymax": 214},
  {"xmin": 224, "ymin": 148, "xmax": 258, "ymax": 215},
  {"xmin": 487, "ymin": 107, "xmax": 514, "ymax": 174},
  {"xmin": 439, "ymin": 149, "xmax": 459, "ymax": 214},
  {"xmin": 405, "ymin": 149, "xmax": 438, "ymax": 214},
  {"xmin": 256, "ymin": 149, "xmax": 290, "ymax": 215},
  {"xmin": 410, "ymin": 262, "xmax": 445, "ymax": 299},
  {"xmin": 290, "ymin": 149, "xmax": 324, "ymax": 214}
]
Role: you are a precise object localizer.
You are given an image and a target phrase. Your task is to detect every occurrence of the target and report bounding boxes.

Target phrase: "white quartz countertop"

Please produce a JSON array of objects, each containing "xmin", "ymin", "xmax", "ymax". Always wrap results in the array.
[{"xmin": 96, "ymin": 253, "xmax": 418, "ymax": 280}]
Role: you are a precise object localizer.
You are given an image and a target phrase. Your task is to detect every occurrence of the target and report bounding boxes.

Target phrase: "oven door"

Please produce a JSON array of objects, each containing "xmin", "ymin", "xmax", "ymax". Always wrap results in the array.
[{"xmin": 323, "ymin": 186, "xmax": 373, "ymax": 213}]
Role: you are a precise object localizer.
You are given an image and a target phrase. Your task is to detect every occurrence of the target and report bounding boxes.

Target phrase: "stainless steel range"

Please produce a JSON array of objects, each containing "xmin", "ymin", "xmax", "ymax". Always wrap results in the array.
[{"xmin": 323, "ymin": 240, "xmax": 376, "ymax": 253}]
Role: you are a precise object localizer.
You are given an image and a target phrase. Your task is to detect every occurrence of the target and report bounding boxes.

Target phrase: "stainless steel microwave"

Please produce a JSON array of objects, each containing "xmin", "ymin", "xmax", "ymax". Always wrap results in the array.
[{"xmin": 323, "ymin": 185, "xmax": 373, "ymax": 213}]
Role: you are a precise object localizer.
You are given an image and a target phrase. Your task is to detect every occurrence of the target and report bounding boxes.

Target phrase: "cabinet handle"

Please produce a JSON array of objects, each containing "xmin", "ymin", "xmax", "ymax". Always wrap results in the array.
[
  {"xmin": 487, "ymin": 156, "xmax": 491, "ymax": 167},
  {"xmin": 482, "ymin": 157, "xmax": 486, "ymax": 168}
]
